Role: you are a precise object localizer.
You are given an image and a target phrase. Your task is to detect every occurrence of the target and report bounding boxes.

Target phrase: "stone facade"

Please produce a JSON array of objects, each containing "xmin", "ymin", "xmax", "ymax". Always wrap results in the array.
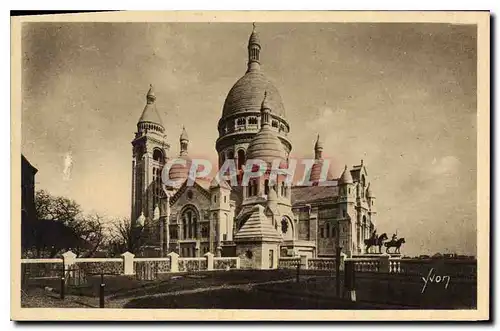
[{"xmin": 130, "ymin": 26, "xmax": 377, "ymax": 263}]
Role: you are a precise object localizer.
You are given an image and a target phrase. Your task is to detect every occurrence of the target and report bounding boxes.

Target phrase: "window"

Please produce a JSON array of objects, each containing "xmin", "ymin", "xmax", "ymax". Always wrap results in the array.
[
  {"xmin": 326, "ymin": 223, "xmax": 330, "ymax": 237},
  {"xmin": 181, "ymin": 207, "xmax": 198, "ymax": 239},
  {"xmin": 237, "ymin": 150, "xmax": 245, "ymax": 170},
  {"xmin": 264, "ymin": 179, "xmax": 269, "ymax": 195},
  {"xmin": 201, "ymin": 225, "xmax": 209, "ymax": 238},
  {"xmin": 320, "ymin": 227, "xmax": 325, "ymax": 238},
  {"xmin": 272, "ymin": 120, "xmax": 279, "ymax": 128},
  {"xmin": 237, "ymin": 118, "xmax": 246, "ymax": 126},
  {"xmin": 249, "ymin": 117, "xmax": 258, "ymax": 125},
  {"xmin": 153, "ymin": 149, "xmax": 164, "ymax": 162},
  {"xmin": 342, "ymin": 209, "xmax": 346, "ymax": 218},
  {"xmin": 187, "ymin": 190, "xmax": 193, "ymax": 200},
  {"xmin": 214, "ymin": 195, "xmax": 217, "ymax": 203},
  {"xmin": 281, "ymin": 218, "xmax": 289, "ymax": 234},
  {"xmin": 224, "ymin": 195, "xmax": 227, "ymax": 203},
  {"xmin": 170, "ymin": 227, "xmax": 178, "ymax": 239}
]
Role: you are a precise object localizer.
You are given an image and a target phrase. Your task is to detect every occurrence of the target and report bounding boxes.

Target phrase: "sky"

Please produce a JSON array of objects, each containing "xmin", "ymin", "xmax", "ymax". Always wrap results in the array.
[{"xmin": 21, "ymin": 22, "xmax": 477, "ymax": 256}]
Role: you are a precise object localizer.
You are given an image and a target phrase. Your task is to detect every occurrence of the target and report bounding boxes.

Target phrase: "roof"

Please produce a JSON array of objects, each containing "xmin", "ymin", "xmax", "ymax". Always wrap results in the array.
[
  {"xmin": 291, "ymin": 185, "xmax": 338, "ymax": 205},
  {"xmin": 138, "ymin": 85, "xmax": 164, "ymax": 126},
  {"xmin": 308, "ymin": 159, "xmax": 334, "ymax": 183},
  {"xmin": 210, "ymin": 177, "xmax": 231, "ymax": 190},
  {"xmin": 314, "ymin": 134, "xmax": 323, "ymax": 150},
  {"xmin": 248, "ymin": 24, "xmax": 260, "ymax": 46},
  {"xmin": 234, "ymin": 205, "xmax": 282, "ymax": 242},
  {"xmin": 168, "ymin": 155, "xmax": 192, "ymax": 186},
  {"xmin": 339, "ymin": 165, "xmax": 353, "ymax": 184},
  {"xmin": 180, "ymin": 126, "xmax": 189, "ymax": 141},
  {"xmin": 21, "ymin": 154, "xmax": 38, "ymax": 175},
  {"xmin": 222, "ymin": 71, "xmax": 286, "ymax": 119}
]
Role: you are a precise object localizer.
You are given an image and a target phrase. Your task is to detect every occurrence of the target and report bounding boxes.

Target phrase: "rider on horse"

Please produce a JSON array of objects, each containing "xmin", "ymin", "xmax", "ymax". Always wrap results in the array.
[{"xmin": 391, "ymin": 233, "xmax": 398, "ymax": 243}]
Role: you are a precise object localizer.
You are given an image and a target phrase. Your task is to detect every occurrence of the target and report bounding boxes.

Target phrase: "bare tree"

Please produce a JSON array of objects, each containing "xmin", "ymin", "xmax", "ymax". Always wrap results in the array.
[
  {"xmin": 106, "ymin": 218, "xmax": 143, "ymax": 256},
  {"xmin": 24, "ymin": 190, "xmax": 107, "ymax": 257}
]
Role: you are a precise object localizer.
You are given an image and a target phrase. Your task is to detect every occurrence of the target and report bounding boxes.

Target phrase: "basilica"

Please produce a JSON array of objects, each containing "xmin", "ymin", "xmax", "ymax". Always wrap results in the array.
[{"xmin": 130, "ymin": 26, "xmax": 377, "ymax": 268}]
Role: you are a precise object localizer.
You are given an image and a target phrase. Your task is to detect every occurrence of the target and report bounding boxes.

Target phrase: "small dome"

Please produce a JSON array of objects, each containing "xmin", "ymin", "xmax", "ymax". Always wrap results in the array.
[
  {"xmin": 339, "ymin": 165, "xmax": 353, "ymax": 184},
  {"xmin": 366, "ymin": 183, "xmax": 373, "ymax": 198},
  {"xmin": 168, "ymin": 156, "xmax": 192, "ymax": 187},
  {"xmin": 222, "ymin": 71, "xmax": 286, "ymax": 119},
  {"xmin": 246, "ymin": 126, "xmax": 286, "ymax": 164},
  {"xmin": 309, "ymin": 159, "xmax": 334, "ymax": 183},
  {"xmin": 138, "ymin": 84, "xmax": 164, "ymax": 127},
  {"xmin": 248, "ymin": 27, "xmax": 260, "ymax": 46}
]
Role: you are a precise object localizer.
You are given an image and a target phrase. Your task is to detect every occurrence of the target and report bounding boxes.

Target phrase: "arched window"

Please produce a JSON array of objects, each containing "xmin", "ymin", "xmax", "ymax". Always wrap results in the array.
[
  {"xmin": 237, "ymin": 149, "xmax": 245, "ymax": 170},
  {"xmin": 153, "ymin": 149, "xmax": 164, "ymax": 162},
  {"xmin": 181, "ymin": 207, "xmax": 199, "ymax": 240},
  {"xmin": 281, "ymin": 217, "xmax": 293, "ymax": 240},
  {"xmin": 228, "ymin": 150, "xmax": 234, "ymax": 160}
]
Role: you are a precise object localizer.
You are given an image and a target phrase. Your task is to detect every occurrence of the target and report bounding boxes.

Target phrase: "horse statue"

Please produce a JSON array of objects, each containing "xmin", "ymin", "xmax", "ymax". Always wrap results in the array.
[
  {"xmin": 384, "ymin": 237, "xmax": 406, "ymax": 254},
  {"xmin": 364, "ymin": 233, "xmax": 388, "ymax": 254}
]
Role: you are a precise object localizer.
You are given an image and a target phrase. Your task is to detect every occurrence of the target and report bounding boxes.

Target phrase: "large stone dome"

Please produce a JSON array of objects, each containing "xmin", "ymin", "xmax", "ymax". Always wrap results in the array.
[{"xmin": 222, "ymin": 71, "xmax": 286, "ymax": 119}]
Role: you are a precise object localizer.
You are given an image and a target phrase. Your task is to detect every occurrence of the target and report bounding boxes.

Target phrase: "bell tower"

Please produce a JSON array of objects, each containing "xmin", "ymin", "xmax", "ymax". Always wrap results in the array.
[{"xmin": 131, "ymin": 84, "xmax": 170, "ymax": 225}]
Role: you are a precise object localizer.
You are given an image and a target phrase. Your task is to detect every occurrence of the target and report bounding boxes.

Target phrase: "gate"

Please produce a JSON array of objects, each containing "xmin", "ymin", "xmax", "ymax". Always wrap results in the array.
[
  {"xmin": 65, "ymin": 265, "xmax": 88, "ymax": 287},
  {"xmin": 136, "ymin": 261, "xmax": 158, "ymax": 281}
]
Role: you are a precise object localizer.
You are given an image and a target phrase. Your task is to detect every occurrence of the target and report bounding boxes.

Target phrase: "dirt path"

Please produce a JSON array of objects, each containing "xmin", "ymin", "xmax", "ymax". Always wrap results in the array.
[{"xmin": 106, "ymin": 277, "xmax": 300, "ymax": 308}]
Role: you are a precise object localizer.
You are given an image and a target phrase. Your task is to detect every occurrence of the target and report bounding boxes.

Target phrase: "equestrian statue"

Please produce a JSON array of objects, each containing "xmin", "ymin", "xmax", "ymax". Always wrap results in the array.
[
  {"xmin": 384, "ymin": 232, "xmax": 405, "ymax": 254},
  {"xmin": 364, "ymin": 230, "xmax": 388, "ymax": 254}
]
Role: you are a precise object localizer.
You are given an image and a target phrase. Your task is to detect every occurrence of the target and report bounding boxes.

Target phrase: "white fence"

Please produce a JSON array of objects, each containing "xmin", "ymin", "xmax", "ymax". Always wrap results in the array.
[{"xmin": 21, "ymin": 251, "xmax": 241, "ymax": 277}]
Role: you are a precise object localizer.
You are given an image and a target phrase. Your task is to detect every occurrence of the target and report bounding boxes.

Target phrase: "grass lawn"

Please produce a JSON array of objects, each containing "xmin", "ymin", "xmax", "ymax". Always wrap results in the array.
[{"xmin": 21, "ymin": 269, "xmax": 328, "ymax": 308}]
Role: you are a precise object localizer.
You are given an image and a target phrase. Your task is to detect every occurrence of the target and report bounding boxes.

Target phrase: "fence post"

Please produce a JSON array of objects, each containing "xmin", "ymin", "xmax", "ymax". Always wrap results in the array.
[
  {"xmin": 379, "ymin": 253, "xmax": 390, "ymax": 273},
  {"xmin": 204, "ymin": 252, "xmax": 214, "ymax": 271},
  {"xmin": 344, "ymin": 260, "xmax": 356, "ymax": 301},
  {"xmin": 340, "ymin": 252, "xmax": 347, "ymax": 271},
  {"xmin": 62, "ymin": 250, "xmax": 77, "ymax": 270},
  {"xmin": 168, "ymin": 251, "xmax": 179, "ymax": 272},
  {"xmin": 235, "ymin": 257, "xmax": 241, "ymax": 269},
  {"xmin": 300, "ymin": 255, "xmax": 309, "ymax": 270},
  {"xmin": 60, "ymin": 264, "xmax": 65, "ymax": 300},
  {"xmin": 62, "ymin": 250, "xmax": 76, "ymax": 287},
  {"xmin": 99, "ymin": 272, "xmax": 105, "ymax": 308},
  {"xmin": 335, "ymin": 246, "xmax": 342, "ymax": 297},
  {"xmin": 121, "ymin": 251, "xmax": 135, "ymax": 275}
]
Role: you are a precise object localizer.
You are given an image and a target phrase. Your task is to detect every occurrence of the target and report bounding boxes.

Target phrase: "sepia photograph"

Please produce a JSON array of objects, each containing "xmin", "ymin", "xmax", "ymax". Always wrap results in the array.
[{"xmin": 11, "ymin": 11, "xmax": 490, "ymax": 321}]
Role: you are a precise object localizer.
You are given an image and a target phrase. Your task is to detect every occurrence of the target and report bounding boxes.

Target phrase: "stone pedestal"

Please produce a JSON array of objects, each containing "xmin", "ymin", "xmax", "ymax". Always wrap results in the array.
[
  {"xmin": 168, "ymin": 251, "xmax": 179, "ymax": 272},
  {"xmin": 121, "ymin": 251, "xmax": 135, "ymax": 275}
]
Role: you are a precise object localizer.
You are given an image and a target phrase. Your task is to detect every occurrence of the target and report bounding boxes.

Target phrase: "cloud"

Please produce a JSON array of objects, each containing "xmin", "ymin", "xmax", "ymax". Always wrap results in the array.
[{"xmin": 429, "ymin": 155, "xmax": 461, "ymax": 177}]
